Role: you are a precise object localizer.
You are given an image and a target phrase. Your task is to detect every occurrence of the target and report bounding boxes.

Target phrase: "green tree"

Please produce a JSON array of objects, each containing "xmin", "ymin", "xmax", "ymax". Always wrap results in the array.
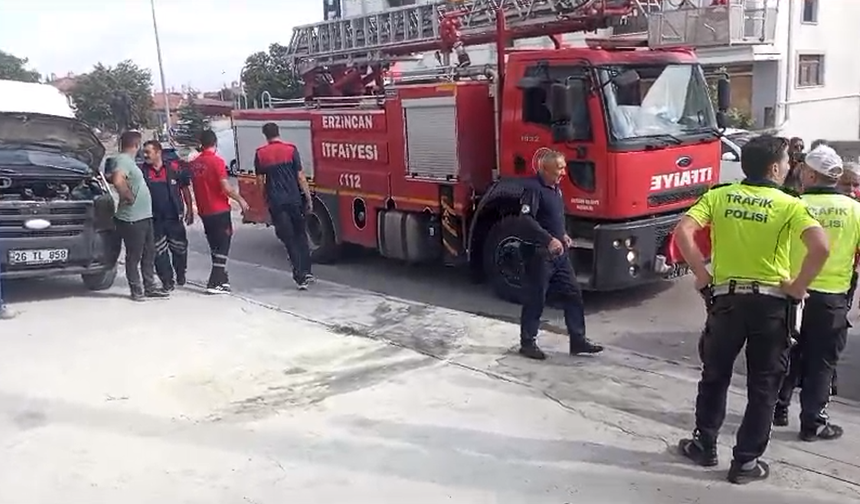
[
  {"xmin": 0, "ymin": 50, "xmax": 41, "ymax": 82},
  {"xmin": 241, "ymin": 43, "xmax": 302, "ymax": 105},
  {"xmin": 173, "ymin": 97, "xmax": 207, "ymax": 146},
  {"xmin": 70, "ymin": 60, "xmax": 153, "ymax": 132}
]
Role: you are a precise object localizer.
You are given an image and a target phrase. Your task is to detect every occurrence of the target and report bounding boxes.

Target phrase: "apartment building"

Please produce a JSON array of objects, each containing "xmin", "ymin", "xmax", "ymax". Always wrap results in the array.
[{"xmin": 336, "ymin": 0, "xmax": 860, "ymax": 141}]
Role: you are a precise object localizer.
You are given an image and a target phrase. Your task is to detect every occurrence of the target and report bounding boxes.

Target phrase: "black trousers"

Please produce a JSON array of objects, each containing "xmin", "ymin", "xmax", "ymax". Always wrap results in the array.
[
  {"xmin": 200, "ymin": 211, "xmax": 232, "ymax": 288},
  {"xmin": 271, "ymin": 203, "xmax": 312, "ymax": 283},
  {"xmin": 519, "ymin": 250, "xmax": 586, "ymax": 345},
  {"xmin": 153, "ymin": 217, "xmax": 187, "ymax": 285},
  {"xmin": 797, "ymin": 292, "xmax": 848, "ymax": 431},
  {"xmin": 109, "ymin": 217, "xmax": 157, "ymax": 294},
  {"xmin": 695, "ymin": 294, "xmax": 791, "ymax": 464}
]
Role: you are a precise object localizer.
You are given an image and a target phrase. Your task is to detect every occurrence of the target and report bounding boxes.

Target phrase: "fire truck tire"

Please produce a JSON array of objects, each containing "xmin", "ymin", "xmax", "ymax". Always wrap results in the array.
[
  {"xmin": 307, "ymin": 201, "xmax": 339, "ymax": 264},
  {"xmin": 483, "ymin": 216, "xmax": 527, "ymax": 304}
]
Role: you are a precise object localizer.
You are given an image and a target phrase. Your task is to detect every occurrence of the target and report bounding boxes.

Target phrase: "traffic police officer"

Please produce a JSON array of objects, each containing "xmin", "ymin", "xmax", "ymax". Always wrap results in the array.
[
  {"xmin": 774, "ymin": 145, "xmax": 859, "ymax": 441},
  {"xmin": 517, "ymin": 150, "xmax": 603, "ymax": 360},
  {"xmin": 673, "ymin": 135, "xmax": 829, "ymax": 484}
]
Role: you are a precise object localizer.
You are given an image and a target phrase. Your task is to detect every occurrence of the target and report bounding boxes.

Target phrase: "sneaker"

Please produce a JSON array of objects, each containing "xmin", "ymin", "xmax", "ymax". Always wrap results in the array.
[
  {"xmin": 305, "ymin": 274, "xmax": 316, "ymax": 284},
  {"xmin": 570, "ymin": 338, "xmax": 604, "ymax": 354},
  {"xmin": 145, "ymin": 288, "xmax": 170, "ymax": 298},
  {"xmin": 678, "ymin": 435, "xmax": 718, "ymax": 467},
  {"xmin": 131, "ymin": 291, "xmax": 146, "ymax": 302},
  {"xmin": 175, "ymin": 272, "xmax": 186, "ymax": 286},
  {"xmin": 518, "ymin": 341, "xmax": 547, "ymax": 360},
  {"xmin": 0, "ymin": 305, "xmax": 17, "ymax": 319},
  {"xmin": 727, "ymin": 459, "xmax": 770, "ymax": 485},
  {"xmin": 773, "ymin": 406, "xmax": 789, "ymax": 427},
  {"xmin": 206, "ymin": 284, "xmax": 230, "ymax": 295},
  {"xmin": 296, "ymin": 279, "xmax": 310, "ymax": 291},
  {"xmin": 799, "ymin": 423, "xmax": 844, "ymax": 442},
  {"xmin": 163, "ymin": 281, "xmax": 175, "ymax": 292}
]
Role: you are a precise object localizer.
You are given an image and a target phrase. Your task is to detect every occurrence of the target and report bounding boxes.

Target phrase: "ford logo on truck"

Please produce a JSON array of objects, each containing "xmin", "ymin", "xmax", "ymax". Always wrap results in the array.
[
  {"xmin": 24, "ymin": 218, "xmax": 51, "ymax": 230},
  {"xmin": 676, "ymin": 156, "xmax": 693, "ymax": 168}
]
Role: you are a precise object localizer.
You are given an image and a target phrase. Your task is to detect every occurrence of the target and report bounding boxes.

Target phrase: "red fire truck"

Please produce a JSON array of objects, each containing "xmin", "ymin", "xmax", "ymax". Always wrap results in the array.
[{"xmin": 233, "ymin": 0, "xmax": 773, "ymax": 302}]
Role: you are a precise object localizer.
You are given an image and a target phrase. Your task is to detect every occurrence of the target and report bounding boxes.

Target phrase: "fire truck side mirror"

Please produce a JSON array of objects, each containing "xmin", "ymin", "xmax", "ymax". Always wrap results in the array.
[
  {"xmin": 517, "ymin": 77, "xmax": 544, "ymax": 90},
  {"xmin": 717, "ymin": 75, "xmax": 731, "ymax": 112},
  {"xmin": 549, "ymin": 83, "xmax": 572, "ymax": 123},
  {"xmin": 614, "ymin": 70, "xmax": 640, "ymax": 88}
]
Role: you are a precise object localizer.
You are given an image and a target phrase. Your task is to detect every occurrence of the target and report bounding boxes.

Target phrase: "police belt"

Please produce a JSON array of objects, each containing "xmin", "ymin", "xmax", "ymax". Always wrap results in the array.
[{"xmin": 711, "ymin": 281, "xmax": 787, "ymax": 299}]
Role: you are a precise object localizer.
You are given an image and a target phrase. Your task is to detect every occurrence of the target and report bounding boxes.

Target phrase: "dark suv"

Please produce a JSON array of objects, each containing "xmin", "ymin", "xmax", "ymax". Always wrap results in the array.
[{"xmin": 0, "ymin": 112, "xmax": 117, "ymax": 290}]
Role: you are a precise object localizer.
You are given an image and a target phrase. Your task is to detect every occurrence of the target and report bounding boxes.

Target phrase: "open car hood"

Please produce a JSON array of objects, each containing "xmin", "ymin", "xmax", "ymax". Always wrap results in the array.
[{"xmin": 0, "ymin": 112, "xmax": 105, "ymax": 173}]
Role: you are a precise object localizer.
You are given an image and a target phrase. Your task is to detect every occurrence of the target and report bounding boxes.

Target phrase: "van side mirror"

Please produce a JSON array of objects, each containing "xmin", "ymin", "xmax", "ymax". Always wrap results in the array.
[{"xmin": 721, "ymin": 151, "xmax": 738, "ymax": 162}]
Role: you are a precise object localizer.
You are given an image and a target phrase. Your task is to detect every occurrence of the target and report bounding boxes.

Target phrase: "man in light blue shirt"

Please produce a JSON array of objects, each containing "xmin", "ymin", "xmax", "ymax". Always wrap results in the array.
[{"xmin": 106, "ymin": 131, "xmax": 168, "ymax": 301}]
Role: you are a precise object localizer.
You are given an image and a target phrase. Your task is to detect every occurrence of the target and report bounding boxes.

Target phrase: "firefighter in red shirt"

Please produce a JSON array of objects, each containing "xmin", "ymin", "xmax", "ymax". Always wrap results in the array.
[{"xmin": 188, "ymin": 130, "xmax": 249, "ymax": 294}]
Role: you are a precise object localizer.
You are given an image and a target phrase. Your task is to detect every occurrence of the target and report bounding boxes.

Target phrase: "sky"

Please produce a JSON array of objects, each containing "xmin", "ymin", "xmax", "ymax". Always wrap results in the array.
[{"xmin": 0, "ymin": 0, "xmax": 321, "ymax": 91}]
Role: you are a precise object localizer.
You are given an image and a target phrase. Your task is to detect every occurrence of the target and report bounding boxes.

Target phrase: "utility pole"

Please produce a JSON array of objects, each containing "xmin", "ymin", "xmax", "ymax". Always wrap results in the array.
[{"xmin": 150, "ymin": 0, "xmax": 172, "ymax": 139}]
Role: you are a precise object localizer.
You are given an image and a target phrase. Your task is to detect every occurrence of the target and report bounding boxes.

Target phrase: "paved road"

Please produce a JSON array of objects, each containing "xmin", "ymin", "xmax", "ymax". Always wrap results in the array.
[{"xmin": 183, "ymin": 214, "xmax": 860, "ymax": 404}]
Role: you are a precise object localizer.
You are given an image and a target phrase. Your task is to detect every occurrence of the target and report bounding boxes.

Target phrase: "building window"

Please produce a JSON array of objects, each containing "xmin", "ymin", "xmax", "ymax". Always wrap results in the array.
[
  {"xmin": 802, "ymin": 0, "xmax": 818, "ymax": 23},
  {"xmin": 796, "ymin": 54, "xmax": 824, "ymax": 88},
  {"xmin": 387, "ymin": 0, "xmax": 416, "ymax": 6}
]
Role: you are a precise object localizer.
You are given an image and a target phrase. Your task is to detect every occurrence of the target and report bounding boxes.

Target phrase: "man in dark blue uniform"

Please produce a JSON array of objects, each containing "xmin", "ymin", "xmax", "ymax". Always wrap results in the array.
[
  {"xmin": 254, "ymin": 122, "xmax": 315, "ymax": 290},
  {"xmin": 141, "ymin": 140, "xmax": 193, "ymax": 290},
  {"xmin": 517, "ymin": 150, "xmax": 603, "ymax": 360}
]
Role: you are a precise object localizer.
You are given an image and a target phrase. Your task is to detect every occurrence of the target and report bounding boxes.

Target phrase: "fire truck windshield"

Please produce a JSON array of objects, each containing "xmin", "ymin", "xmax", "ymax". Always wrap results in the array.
[{"xmin": 601, "ymin": 63, "xmax": 715, "ymax": 143}]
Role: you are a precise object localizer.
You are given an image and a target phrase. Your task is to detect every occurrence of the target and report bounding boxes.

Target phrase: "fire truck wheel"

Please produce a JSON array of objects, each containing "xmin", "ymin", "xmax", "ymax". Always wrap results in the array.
[
  {"xmin": 307, "ymin": 200, "xmax": 339, "ymax": 264},
  {"xmin": 483, "ymin": 216, "xmax": 527, "ymax": 304}
]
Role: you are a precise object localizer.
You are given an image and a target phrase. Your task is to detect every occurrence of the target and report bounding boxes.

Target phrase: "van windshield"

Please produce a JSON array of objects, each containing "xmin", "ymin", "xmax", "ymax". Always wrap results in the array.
[
  {"xmin": 601, "ymin": 63, "xmax": 715, "ymax": 142},
  {"xmin": 0, "ymin": 148, "xmax": 90, "ymax": 173}
]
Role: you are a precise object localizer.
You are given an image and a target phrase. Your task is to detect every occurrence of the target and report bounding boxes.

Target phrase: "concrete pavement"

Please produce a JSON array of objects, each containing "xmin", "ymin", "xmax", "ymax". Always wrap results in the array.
[
  {"xmin": 184, "ymin": 212, "xmax": 860, "ymax": 404},
  {"xmin": 0, "ymin": 260, "xmax": 859, "ymax": 502}
]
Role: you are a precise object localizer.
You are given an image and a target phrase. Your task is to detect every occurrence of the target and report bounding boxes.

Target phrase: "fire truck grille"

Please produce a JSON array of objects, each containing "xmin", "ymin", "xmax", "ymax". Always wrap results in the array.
[{"xmin": 647, "ymin": 184, "xmax": 709, "ymax": 208}]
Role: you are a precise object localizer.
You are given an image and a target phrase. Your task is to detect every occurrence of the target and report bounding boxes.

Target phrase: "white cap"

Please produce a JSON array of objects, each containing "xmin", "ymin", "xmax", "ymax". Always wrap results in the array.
[{"xmin": 805, "ymin": 145, "xmax": 843, "ymax": 179}]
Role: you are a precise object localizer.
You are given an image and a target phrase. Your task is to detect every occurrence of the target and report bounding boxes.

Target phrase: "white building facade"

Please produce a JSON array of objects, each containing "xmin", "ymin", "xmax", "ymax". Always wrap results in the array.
[
  {"xmin": 693, "ymin": 0, "xmax": 860, "ymax": 143},
  {"xmin": 338, "ymin": 0, "xmax": 860, "ymax": 142}
]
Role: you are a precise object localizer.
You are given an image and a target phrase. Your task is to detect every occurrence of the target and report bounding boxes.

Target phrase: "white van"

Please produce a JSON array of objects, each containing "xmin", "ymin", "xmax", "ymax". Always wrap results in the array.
[
  {"xmin": 0, "ymin": 80, "xmax": 117, "ymax": 290},
  {"xmin": 719, "ymin": 128, "xmax": 754, "ymax": 183}
]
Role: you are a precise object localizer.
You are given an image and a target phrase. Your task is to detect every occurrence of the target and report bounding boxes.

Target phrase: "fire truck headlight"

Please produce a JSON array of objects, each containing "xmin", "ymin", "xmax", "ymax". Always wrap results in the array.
[
  {"xmin": 626, "ymin": 250, "xmax": 637, "ymax": 264},
  {"xmin": 624, "ymin": 237, "xmax": 635, "ymax": 248},
  {"xmin": 612, "ymin": 239, "xmax": 622, "ymax": 249}
]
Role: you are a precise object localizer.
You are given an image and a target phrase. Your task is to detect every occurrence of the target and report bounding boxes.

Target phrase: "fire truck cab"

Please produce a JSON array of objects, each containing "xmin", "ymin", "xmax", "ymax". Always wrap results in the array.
[{"xmin": 472, "ymin": 45, "xmax": 721, "ymax": 298}]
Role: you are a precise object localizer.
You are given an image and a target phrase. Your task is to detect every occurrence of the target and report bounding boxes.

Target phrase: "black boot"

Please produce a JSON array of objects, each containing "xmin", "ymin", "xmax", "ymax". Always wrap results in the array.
[
  {"xmin": 519, "ymin": 340, "xmax": 546, "ymax": 360},
  {"xmin": 773, "ymin": 405, "xmax": 789, "ymax": 427},
  {"xmin": 570, "ymin": 338, "xmax": 604, "ymax": 355},
  {"xmin": 678, "ymin": 431, "xmax": 718, "ymax": 467}
]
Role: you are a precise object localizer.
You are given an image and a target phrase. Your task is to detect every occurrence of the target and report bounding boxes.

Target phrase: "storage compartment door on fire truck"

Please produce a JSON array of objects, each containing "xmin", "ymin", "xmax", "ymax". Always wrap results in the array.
[
  {"xmin": 511, "ymin": 64, "xmax": 603, "ymax": 215},
  {"xmin": 233, "ymin": 117, "xmax": 314, "ymax": 224}
]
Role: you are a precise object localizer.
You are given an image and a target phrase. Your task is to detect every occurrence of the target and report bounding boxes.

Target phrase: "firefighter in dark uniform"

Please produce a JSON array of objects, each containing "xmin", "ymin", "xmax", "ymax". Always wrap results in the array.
[
  {"xmin": 673, "ymin": 135, "xmax": 829, "ymax": 484},
  {"xmin": 517, "ymin": 150, "xmax": 603, "ymax": 360},
  {"xmin": 141, "ymin": 140, "xmax": 193, "ymax": 290},
  {"xmin": 773, "ymin": 145, "xmax": 859, "ymax": 441}
]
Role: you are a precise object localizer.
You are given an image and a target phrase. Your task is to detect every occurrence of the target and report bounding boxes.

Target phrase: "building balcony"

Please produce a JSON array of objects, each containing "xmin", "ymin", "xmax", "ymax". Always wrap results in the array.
[{"xmin": 611, "ymin": 2, "xmax": 776, "ymax": 49}]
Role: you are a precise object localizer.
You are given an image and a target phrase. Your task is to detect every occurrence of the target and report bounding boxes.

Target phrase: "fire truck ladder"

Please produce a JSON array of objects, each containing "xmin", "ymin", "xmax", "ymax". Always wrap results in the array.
[{"xmin": 286, "ymin": 0, "xmax": 640, "ymax": 72}]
